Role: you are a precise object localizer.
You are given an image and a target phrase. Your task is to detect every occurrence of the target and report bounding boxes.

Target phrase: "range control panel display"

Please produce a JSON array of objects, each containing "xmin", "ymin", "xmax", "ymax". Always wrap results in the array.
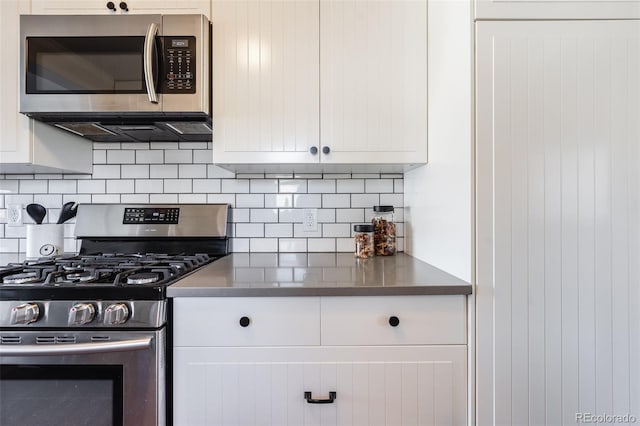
[
  {"xmin": 162, "ymin": 36, "xmax": 196, "ymax": 93},
  {"xmin": 123, "ymin": 208, "xmax": 180, "ymax": 224}
]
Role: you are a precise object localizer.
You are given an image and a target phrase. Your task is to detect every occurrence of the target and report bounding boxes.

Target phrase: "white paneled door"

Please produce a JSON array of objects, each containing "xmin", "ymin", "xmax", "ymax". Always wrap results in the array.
[
  {"xmin": 173, "ymin": 346, "xmax": 467, "ymax": 426},
  {"xmin": 476, "ymin": 20, "xmax": 640, "ymax": 425}
]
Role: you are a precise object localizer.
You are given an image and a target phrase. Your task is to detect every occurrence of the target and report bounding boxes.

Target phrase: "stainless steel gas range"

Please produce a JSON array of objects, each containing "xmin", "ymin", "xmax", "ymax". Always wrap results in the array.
[{"xmin": 0, "ymin": 204, "xmax": 230, "ymax": 426}]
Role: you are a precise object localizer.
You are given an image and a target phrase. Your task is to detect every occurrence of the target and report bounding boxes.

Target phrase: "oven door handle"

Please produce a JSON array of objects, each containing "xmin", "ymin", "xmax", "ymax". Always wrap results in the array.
[
  {"xmin": 0, "ymin": 337, "xmax": 152, "ymax": 356},
  {"xmin": 144, "ymin": 22, "xmax": 159, "ymax": 104}
]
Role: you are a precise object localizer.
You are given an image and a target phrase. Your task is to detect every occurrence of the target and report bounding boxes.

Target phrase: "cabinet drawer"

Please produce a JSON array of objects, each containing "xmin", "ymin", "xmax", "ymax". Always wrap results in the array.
[
  {"xmin": 173, "ymin": 297, "xmax": 320, "ymax": 346},
  {"xmin": 321, "ymin": 295, "xmax": 466, "ymax": 345}
]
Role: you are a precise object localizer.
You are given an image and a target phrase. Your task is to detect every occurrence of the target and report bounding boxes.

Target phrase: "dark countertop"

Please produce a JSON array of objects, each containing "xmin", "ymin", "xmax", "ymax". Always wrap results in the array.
[{"xmin": 167, "ymin": 252, "xmax": 472, "ymax": 297}]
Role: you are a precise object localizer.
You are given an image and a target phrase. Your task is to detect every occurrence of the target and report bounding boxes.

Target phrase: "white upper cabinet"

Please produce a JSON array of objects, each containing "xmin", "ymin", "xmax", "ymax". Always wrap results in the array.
[
  {"xmin": 475, "ymin": 0, "xmax": 640, "ymax": 20},
  {"xmin": 212, "ymin": 0, "xmax": 427, "ymax": 171},
  {"xmin": 320, "ymin": 0, "xmax": 427, "ymax": 165},
  {"xmin": 211, "ymin": 0, "xmax": 320, "ymax": 165},
  {"xmin": 0, "ymin": 0, "xmax": 92, "ymax": 174},
  {"xmin": 31, "ymin": 0, "xmax": 210, "ymax": 16}
]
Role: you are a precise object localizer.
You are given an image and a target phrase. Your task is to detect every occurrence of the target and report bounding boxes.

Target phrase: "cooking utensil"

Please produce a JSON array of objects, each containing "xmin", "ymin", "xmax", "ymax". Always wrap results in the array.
[
  {"xmin": 57, "ymin": 201, "xmax": 78, "ymax": 224},
  {"xmin": 26, "ymin": 203, "xmax": 47, "ymax": 224}
]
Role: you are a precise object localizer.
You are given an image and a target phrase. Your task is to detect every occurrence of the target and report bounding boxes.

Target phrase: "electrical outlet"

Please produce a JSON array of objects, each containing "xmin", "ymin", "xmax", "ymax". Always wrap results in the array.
[
  {"xmin": 7, "ymin": 204, "xmax": 23, "ymax": 226},
  {"xmin": 302, "ymin": 208, "xmax": 318, "ymax": 232}
]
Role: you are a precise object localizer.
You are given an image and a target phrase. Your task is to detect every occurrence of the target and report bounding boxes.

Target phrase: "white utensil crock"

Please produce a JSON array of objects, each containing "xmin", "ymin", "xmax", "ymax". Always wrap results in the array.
[{"xmin": 26, "ymin": 224, "xmax": 64, "ymax": 259}]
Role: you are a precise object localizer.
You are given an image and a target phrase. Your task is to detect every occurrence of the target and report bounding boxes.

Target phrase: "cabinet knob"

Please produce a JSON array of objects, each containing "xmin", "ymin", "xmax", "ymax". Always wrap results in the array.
[
  {"xmin": 388, "ymin": 316, "xmax": 400, "ymax": 327},
  {"xmin": 322, "ymin": 146, "xmax": 331, "ymax": 154},
  {"xmin": 106, "ymin": 1, "xmax": 116, "ymax": 11},
  {"xmin": 119, "ymin": 1, "xmax": 128, "ymax": 11},
  {"xmin": 239, "ymin": 316, "xmax": 251, "ymax": 327},
  {"xmin": 309, "ymin": 146, "xmax": 318, "ymax": 155}
]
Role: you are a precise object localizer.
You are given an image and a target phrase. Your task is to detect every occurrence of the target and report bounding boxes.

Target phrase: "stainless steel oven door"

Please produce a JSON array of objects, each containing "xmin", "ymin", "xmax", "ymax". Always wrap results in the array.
[{"xmin": 0, "ymin": 329, "xmax": 165, "ymax": 426}]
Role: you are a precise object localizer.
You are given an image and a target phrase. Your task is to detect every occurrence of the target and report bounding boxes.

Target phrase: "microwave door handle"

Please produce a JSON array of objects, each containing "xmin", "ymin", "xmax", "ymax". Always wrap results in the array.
[
  {"xmin": 0, "ymin": 337, "xmax": 152, "ymax": 356},
  {"xmin": 144, "ymin": 22, "xmax": 159, "ymax": 104}
]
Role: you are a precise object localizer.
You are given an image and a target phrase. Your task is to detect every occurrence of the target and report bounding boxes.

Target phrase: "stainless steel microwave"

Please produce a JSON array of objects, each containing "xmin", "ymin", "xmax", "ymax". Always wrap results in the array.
[{"xmin": 19, "ymin": 14, "xmax": 211, "ymax": 142}]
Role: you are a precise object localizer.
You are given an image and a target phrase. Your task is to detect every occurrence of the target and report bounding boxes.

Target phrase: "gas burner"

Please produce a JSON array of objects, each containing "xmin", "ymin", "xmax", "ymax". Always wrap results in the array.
[
  {"xmin": 3, "ymin": 272, "xmax": 40, "ymax": 285},
  {"xmin": 65, "ymin": 271, "xmax": 97, "ymax": 282},
  {"xmin": 126, "ymin": 272, "xmax": 160, "ymax": 285}
]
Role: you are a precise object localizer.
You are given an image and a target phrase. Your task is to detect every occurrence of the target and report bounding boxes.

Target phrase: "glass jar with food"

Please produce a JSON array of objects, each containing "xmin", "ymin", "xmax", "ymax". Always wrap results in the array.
[
  {"xmin": 353, "ymin": 224, "xmax": 375, "ymax": 258},
  {"xmin": 372, "ymin": 205, "xmax": 396, "ymax": 256}
]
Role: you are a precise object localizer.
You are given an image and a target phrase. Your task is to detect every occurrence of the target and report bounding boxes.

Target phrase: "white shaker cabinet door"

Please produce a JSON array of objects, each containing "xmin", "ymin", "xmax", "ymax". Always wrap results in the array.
[
  {"xmin": 31, "ymin": 0, "xmax": 210, "ymax": 16},
  {"xmin": 319, "ymin": 0, "xmax": 427, "ymax": 165},
  {"xmin": 173, "ymin": 345, "xmax": 467, "ymax": 426},
  {"xmin": 476, "ymin": 20, "xmax": 640, "ymax": 426},
  {"xmin": 211, "ymin": 0, "xmax": 320, "ymax": 165}
]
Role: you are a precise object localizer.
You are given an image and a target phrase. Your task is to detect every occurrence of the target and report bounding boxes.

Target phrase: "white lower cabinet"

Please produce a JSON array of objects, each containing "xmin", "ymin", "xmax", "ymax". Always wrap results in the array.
[{"xmin": 173, "ymin": 296, "xmax": 468, "ymax": 426}]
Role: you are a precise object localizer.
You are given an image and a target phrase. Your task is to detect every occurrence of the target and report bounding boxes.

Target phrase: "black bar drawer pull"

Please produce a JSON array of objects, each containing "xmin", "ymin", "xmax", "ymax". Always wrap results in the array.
[{"xmin": 304, "ymin": 391, "xmax": 337, "ymax": 404}]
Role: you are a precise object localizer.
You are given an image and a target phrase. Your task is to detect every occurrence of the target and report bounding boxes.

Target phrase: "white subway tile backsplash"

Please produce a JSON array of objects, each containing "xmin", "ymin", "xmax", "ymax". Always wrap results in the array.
[
  {"xmin": 236, "ymin": 194, "xmax": 264, "ymax": 208},
  {"xmin": 307, "ymin": 238, "xmax": 336, "ymax": 252},
  {"xmin": 293, "ymin": 194, "xmax": 321, "ymax": 208},
  {"xmin": 93, "ymin": 150, "xmax": 107, "ymax": 164},
  {"xmin": 121, "ymin": 194, "xmax": 149, "ymax": 203},
  {"xmin": 20, "ymin": 180, "xmax": 48, "ymax": 193},
  {"xmin": 336, "ymin": 179, "xmax": 364, "ymax": 193},
  {"xmin": 193, "ymin": 179, "xmax": 221, "ymax": 193},
  {"xmin": 279, "ymin": 238, "xmax": 307, "ymax": 253},
  {"xmin": 107, "ymin": 150, "xmax": 135, "ymax": 164},
  {"xmin": 336, "ymin": 208, "xmax": 364, "ymax": 223},
  {"xmin": 250, "ymin": 238, "xmax": 278, "ymax": 252},
  {"xmin": 351, "ymin": 193, "xmax": 379, "ymax": 208},
  {"xmin": 250, "ymin": 179, "xmax": 278, "ymax": 193},
  {"xmin": 78, "ymin": 180, "xmax": 106, "ymax": 194},
  {"xmin": 307, "ymin": 180, "xmax": 336, "ymax": 193},
  {"xmin": 135, "ymin": 180, "xmax": 163, "ymax": 193},
  {"xmin": 279, "ymin": 180, "xmax": 307, "ymax": 193},
  {"xmin": 250, "ymin": 209, "xmax": 278, "ymax": 223},
  {"xmin": 236, "ymin": 223, "xmax": 265, "ymax": 238},
  {"xmin": 265, "ymin": 223, "xmax": 293, "ymax": 238},
  {"xmin": 150, "ymin": 194, "xmax": 178, "ymax": 203},
  {"xmin": 265, "ymin": 194, "xmax": 293, "ymax": 208},
  {"xmin": 107, "ymin": 180, "xmax": 134, "ymax": 194},
  {"xmin": 92, "ymin": 165, "xmax": 120, "ymax": 179},
  {"xmin": 178, "ymin": 193, "xmax": 207, "ymax": 203},
  {"xmin": 121, "ymin": 165, "xmax": 150, "ymax": 179},
  {"xmin": 150, "ymin": 164, "xmax": 178, "ymax": 179},
  {"xmin": 365, "ymin": 179, "xmax": 394, "ymax": 193},
  {"xmin": 164, "ymin": 179, "xmax": 192, "ymax": 193},
  {"xmin": 136, "ymin": 150, "xmax": 164, "ymax": 164},
  {"xmin": 322, "ymin": 194, "xmax": 350, "ymax": 208},
  {"xmin": 165, "ymin": 150, "xmax": 193, "ymax": 164},
  {"xmin": 322, "ymin": 223, "xmax": 350, "ymax": 238},
  {"xmin": 1, "ymin": 146, "xmax": 405, "ymax": 255},
  {"xmin": 206, "ymin": 193, "xmax": 236, "ymax": 206},
  {"xmin": 179, "ymin": 164, "xmax": 207, "ymax": 178},
  {"xmin": 222, "ymin": 179, "xmax": 249, "ymax": 193},
  {"xmin": 0, "ymin": 238, "xmax": 19, "ymax": 253}
]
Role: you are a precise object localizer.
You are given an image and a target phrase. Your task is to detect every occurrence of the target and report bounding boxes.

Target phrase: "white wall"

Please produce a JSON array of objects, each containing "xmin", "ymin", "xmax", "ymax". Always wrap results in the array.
[{"xmin": 404, "ymin": 0, "xmax": 473, "ymax": 282}]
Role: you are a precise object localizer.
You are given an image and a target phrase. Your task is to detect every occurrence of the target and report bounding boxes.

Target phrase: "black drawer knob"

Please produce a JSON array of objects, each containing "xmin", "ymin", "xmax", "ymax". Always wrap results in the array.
[
  {"xmin": 239, "ymin": 316, "xmax": 251, "ymax": 327},
  {"xmin": 388, "ymin": 316, "xmax": 400, "ymax": 327},
  {"xmin": 322, "ymin": 146, "xmax": 330, "ymax": 154},
  {"xmin": 119, "ymin": 1, "xmax": 128, "ymax": 11},
  {"xmin": 106, "ymin": 1, "xmax": 116, "ymax": 10},
  {"xmin": 309, "ymin": 146, "xmax": 318, "ymax": 155}
]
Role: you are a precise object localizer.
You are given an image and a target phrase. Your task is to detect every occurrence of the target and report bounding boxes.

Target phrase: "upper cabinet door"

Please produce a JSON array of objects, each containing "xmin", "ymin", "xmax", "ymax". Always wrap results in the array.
[
  {"xmin": 475, "ymin": 0, "xmax": 640, "ymax": 20},
  {"xmin": 211, "ymin": 0, "xmax": 320, "ymax": 165},
  {"xmin": 320, "ymin": 0, "xmax": 427, "ymax": 165},
  {"xmin": 31, "ymin": 0, "xmax": 210, "ymax": 17}
]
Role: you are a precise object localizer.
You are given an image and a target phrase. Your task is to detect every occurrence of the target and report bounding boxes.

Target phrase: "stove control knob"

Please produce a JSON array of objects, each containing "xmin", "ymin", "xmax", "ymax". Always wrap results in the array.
[
  {"xmin": 103, "ymin": 303, "xmax": 130, "ymax": 325},
  {"xmin": 68, "ymin": 303, "xmax": 96, "ymax": 325},
  {"xmin": 10, "ymin": 303, "xmax": 40, "ymax": 325}
]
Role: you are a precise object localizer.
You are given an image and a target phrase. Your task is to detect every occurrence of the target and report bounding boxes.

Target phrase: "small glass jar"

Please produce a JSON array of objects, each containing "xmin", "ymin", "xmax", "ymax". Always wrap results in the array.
[
  {"xmin": 372, "ymin": 205, "xmax": 396, "ymax": 256},
  {"xmin": 353, "ymin": 224, "xmax": 375, "ymax": 258}
]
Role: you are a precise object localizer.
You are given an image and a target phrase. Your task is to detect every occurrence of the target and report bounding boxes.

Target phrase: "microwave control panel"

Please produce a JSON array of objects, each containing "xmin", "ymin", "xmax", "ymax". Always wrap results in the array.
[{"xmin": 163, "ymin": 37, "xmax": 196, "ymax": 94}]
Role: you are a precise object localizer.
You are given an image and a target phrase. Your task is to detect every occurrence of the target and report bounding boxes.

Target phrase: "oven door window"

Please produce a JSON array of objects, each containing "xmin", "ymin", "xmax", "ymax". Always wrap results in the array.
[
  {"xmin": 26, "ymin": 36, "xmax": 154, "ymax": 94},
  {"xmin": 0, "ymin": 365, "xmax": 123, "ymax": 426}
]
